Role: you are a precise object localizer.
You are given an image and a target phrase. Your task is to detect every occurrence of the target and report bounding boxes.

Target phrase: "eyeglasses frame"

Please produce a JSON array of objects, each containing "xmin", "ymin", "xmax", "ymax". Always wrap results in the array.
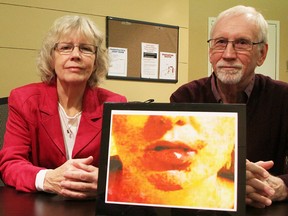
[
  {"xmin": 54, "ymin": 42, "xmax": 97, "ymax": 55},
  {"xmin": 207, "ymin": 38, "xmax": 264, "ymax": 51}
]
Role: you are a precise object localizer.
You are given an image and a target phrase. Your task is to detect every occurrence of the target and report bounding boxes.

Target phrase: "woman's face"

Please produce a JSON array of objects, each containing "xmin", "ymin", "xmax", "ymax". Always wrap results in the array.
[
  {"xmin": 53, "ymin": 32, "xmax": 96, "ymax": 87},
  {"xmin": 111, "ymin": 113, "xmax": 235, "ymax": 191}
]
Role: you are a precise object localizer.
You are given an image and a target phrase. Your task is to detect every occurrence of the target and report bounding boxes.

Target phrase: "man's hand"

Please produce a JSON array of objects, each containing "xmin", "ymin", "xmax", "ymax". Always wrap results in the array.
[
  {"xmin": 246, "ymin": 159, "xmax": 288, "ymax": 208},
  {"xmin": 44, "ymin": 156, "xmax": 98, "ymax": 199},
  {"xmin": 265, "ymin": 175, "xmax": 287, "ymax": 201},
  {"xmin": 246, "ymin": 160, "xmax": 275, "ymax": 208}
]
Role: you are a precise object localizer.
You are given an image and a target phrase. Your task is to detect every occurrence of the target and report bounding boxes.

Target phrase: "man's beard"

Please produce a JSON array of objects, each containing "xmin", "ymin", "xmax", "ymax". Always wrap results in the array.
[{"xmin": 215, "ymin": 63, "xmax": 243, "ymax": 85}]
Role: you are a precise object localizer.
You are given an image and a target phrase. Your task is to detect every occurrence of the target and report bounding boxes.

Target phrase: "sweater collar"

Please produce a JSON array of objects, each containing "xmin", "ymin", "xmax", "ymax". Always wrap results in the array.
[{"xmin": 211, "ymin": 72, "xmax": 255, "ymax": 103}]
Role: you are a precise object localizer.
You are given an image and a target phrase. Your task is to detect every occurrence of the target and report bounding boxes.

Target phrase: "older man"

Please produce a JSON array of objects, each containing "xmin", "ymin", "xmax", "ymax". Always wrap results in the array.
[{"xmin": 170, "ymin": 5, "xmax": 288, "ymax": 208}]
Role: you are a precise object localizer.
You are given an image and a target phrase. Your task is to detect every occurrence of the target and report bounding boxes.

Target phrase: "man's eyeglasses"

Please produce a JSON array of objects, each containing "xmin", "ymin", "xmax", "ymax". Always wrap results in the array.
[
  {"xmin": 207, "ymin": 38, "xmax": 264, "ymax": 51},
  {"xmin": 54, "ymin": 42, "xmax": 97, "ymax": 55}
]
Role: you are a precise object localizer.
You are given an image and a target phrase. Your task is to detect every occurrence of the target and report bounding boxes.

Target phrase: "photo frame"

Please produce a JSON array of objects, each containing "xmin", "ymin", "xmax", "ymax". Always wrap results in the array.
[{"xmin": 96, "ymin": 103, "xmax": 246, "ymax": 216}]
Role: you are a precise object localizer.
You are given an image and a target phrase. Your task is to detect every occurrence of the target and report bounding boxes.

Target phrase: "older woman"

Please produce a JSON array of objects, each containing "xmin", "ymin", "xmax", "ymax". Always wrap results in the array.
[{"xmin": 0, "ymin": 15, "xmax": 126, "ymax": 199}]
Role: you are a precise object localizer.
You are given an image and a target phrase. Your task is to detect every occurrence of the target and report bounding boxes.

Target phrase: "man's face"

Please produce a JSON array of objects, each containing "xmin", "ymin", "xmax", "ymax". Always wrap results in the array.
[
  {"xmin": 111, "ymin": 112, "xmax": 236, "ymax": 191},
  {"xmin": 209, "ymin": 14, "xmax": 267, "ymax": 86}
]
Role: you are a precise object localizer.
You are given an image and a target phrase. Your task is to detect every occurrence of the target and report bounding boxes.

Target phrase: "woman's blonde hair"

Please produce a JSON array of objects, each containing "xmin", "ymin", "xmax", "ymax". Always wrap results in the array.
[{"xmin": 37, "ymin": 15, "xmax": 108, "ymax": 87}]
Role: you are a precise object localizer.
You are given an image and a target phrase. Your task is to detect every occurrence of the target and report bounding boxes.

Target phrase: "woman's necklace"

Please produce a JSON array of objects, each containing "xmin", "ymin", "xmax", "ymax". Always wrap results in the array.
[{"xmin": 58, "ymin": 102, "xmax": 82, "ymax": 138}]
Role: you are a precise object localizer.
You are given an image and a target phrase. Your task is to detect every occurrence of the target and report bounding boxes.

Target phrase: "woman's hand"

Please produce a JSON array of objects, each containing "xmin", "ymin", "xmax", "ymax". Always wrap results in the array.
[{"xmin": 44, "ymin": 156, "xmax": 98, "ymax": 199}]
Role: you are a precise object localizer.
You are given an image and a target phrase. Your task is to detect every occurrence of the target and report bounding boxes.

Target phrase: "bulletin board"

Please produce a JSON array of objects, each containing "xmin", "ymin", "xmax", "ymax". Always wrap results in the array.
[{"xmin": 106, "ymin": 16, "xmax": 179, "ymax": 83}]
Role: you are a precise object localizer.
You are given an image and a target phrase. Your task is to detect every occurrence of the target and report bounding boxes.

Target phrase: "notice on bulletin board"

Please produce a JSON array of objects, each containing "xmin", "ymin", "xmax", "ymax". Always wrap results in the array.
[
  {"xmin": 159, "ymin": 52, "xmax": 177, "ymax": 80},
  {"xmin": 141, "ymin": 42, "xmax": 159, "ymax": 79},
  {"xmin": 108, "ymin": 47, "xmax": 128, "ymax": 77}
]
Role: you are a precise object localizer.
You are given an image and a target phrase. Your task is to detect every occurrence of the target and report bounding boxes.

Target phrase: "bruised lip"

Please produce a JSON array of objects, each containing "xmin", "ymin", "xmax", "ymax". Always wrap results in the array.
[{"xmin": 142, "ymin": 140, "xmax": 206, "ymax": 171}]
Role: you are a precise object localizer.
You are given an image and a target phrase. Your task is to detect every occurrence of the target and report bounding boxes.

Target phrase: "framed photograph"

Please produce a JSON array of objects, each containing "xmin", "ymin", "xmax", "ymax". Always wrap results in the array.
[{"xmin": 96, "ymin": 103, "xmax": 246, "ymax": 216}]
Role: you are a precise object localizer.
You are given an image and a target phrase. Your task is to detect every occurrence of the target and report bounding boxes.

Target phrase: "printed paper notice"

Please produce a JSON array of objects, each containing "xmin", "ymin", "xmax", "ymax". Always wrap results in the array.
[
  {"xmin": 159, "ymin": 52, "xmax": 177, "ymax": 80},
  {"xmin": 108, "ymin": 47, "xmax": 127, "ymax": 77},
  {"xmin": 141, "ymin": 43, "xmax": 159, "ymax": 79}
]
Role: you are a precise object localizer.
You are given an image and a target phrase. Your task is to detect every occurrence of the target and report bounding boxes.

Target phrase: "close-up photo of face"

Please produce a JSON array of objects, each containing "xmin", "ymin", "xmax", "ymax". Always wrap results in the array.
[{"xmin": 107, "ymin": 111, "xmax": 237, "ymax": 208}]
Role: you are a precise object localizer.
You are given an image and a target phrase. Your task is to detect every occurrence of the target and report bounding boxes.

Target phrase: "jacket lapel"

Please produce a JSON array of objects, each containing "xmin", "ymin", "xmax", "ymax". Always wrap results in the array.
[
  {"xmin": 72, "ymin": 88, "xmax": 102, "ymax": 157},
  {"xmin": 39, "ymin": 84, "xmax": 66, "ymax": 157},
  {"xmin": 38, "ymin": 85, "xmax": 104, "ymax": 158}
]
